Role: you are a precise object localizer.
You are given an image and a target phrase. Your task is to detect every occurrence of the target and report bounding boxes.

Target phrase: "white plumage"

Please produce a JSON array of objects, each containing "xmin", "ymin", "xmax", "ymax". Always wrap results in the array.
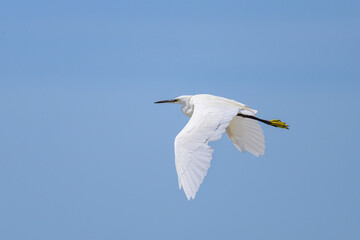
[{"xmin": 155, "ymin": 94, "xmax": 268, "ymax": 200}]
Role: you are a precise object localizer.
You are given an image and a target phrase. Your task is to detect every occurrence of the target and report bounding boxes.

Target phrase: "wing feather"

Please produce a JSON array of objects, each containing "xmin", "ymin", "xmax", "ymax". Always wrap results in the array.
[
  {"xmin": 175, "ymin": 99, "xmax": 240, "ymax": 200},
  {"xmin": 226, "ymin": 113, "xmax": 265, "ymax": 157}
]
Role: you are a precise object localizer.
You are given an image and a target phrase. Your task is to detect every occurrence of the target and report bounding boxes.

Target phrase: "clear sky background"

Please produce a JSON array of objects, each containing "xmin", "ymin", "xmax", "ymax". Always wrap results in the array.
[{"xmin": 1, "ymin": 1, "xmax": 359, "ymax": 239}]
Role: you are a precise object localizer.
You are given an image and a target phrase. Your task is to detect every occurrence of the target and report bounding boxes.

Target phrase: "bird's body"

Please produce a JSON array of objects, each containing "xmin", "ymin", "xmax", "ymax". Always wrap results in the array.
[{"xmin": 155, "ymin": 94, "xmax": 288, "ymax": 200}]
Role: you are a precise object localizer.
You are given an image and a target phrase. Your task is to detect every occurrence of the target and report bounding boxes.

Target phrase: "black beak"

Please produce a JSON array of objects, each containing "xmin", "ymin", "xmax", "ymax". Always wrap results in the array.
[{"xmin": 154, "ymin": 99, "xmax": 178, "ymax": 104}]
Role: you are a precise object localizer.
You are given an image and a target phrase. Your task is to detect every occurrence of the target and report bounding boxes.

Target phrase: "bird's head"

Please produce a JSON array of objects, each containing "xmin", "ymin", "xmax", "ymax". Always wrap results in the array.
[
  {"xmin": 155, "ymin": 95, "xmax": 194, "ymax": 117},
  {"xmin": 154, "ymin": 95, "xmax": 192, "ymax": 106}
]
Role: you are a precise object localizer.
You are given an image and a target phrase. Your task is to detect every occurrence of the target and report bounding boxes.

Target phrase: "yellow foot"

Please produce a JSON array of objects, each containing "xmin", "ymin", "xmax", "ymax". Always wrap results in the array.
[{"xmin": 269, "ymin": 119, "xmax": 289, "ymax": 129}]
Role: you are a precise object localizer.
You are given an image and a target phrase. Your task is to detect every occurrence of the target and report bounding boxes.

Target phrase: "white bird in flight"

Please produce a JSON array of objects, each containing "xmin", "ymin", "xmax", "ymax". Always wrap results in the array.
[{"xmin": 155, "ymin": 94, "xmax": 288, "ymax": 200}]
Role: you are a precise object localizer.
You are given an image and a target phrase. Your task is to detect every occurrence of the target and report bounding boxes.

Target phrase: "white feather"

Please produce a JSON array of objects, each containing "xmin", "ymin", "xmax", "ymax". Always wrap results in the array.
[
  {"xmin": 157, "ymin": 94, "xmax": 267, "ymax": 200},
  {"xmin": 226, "ymin": 114, "xmax": 265, "ymax": 157},
  {"xmin": 174, "ymin": 95, "xmax": 240, "ymax": 200}
]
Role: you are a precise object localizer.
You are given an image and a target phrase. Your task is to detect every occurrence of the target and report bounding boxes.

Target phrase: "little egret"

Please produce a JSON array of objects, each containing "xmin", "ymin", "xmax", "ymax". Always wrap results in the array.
[{"xmin": 155, "ymin": 94, "xmax": 288, "ymax": 200}]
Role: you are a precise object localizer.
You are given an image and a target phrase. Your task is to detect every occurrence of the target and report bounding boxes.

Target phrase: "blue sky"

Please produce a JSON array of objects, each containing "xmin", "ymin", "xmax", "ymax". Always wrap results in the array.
[{"xmin": 1, "ymin": 1, "xmax": 359, "ymax": 239}]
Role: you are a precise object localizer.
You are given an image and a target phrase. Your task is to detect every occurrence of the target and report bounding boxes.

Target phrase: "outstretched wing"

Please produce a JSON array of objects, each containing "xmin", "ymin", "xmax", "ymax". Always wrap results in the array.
[
  {"xmin": 226, "ymin": 110, "xmax": 265, "ymax": 157},
  {"xmin": 175, "ymin": 100, "xmax": 240, "ymax": 200}
]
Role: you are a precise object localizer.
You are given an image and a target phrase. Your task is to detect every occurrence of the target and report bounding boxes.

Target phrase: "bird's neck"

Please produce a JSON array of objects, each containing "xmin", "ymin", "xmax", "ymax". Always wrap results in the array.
[{"xmin": 181, "ymin": 104, "xmax": 194, "ymax": 117}]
